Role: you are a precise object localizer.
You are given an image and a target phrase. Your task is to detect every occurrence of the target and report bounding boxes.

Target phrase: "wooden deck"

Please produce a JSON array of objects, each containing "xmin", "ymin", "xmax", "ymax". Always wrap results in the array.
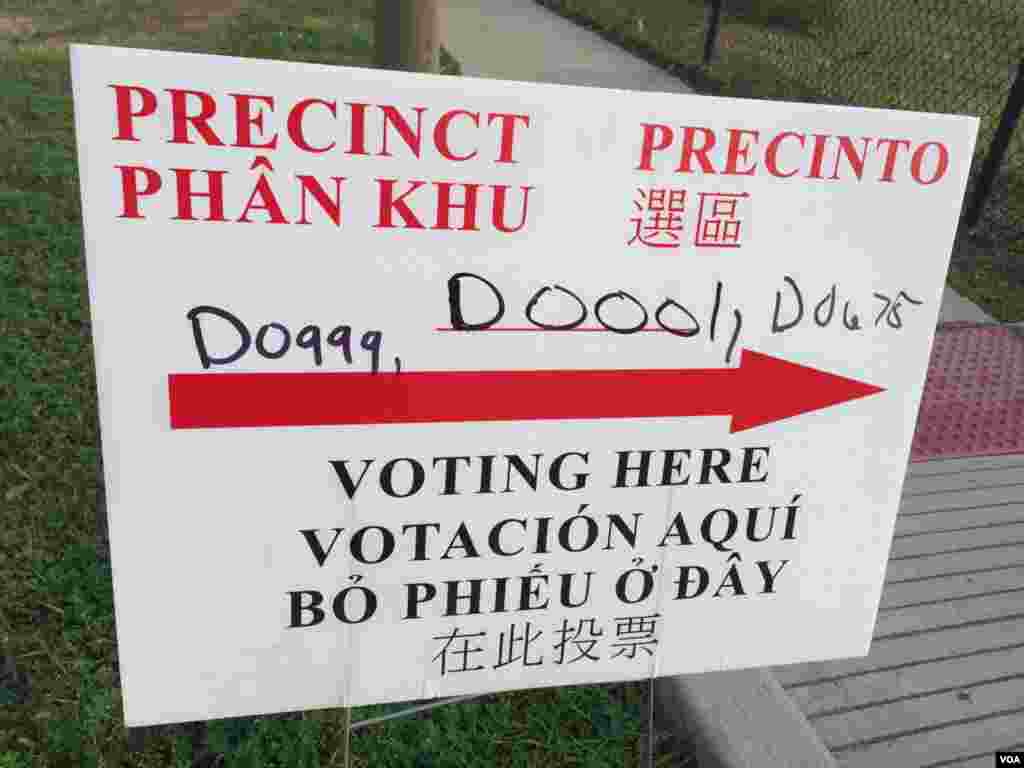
[{"xmin": 774, "ymin": 454, "xmax": 1024, "ymax": 767}]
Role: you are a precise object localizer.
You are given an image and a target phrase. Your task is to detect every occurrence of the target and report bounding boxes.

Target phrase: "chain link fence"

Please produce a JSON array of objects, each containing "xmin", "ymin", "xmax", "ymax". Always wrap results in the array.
[
  {"xmin": 724, "ymin": 0, "xmax": 1024, "ymax": 277},
  {"xmin": 540, "ymin": 0, "xmax": 1024, "ymax": 296}
]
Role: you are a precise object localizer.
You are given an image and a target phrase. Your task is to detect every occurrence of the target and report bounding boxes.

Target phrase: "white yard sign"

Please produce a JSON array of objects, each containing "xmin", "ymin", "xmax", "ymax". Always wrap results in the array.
[{"xmin": 70, "ymin": 44, "xmax": 977, "ymax": 726}]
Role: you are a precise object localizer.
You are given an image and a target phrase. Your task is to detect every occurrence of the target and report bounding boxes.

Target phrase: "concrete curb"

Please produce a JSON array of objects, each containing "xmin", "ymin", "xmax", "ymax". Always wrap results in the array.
[{"xmin": 655, "ymin": 669, "xmax": 838, "ymax": 768}]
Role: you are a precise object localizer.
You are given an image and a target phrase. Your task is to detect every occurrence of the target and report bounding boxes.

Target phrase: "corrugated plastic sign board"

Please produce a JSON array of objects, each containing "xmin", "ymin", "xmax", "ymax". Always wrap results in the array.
[{"xmin": 70, "ymin": 44, "xmax": 977, "ymax": 725}]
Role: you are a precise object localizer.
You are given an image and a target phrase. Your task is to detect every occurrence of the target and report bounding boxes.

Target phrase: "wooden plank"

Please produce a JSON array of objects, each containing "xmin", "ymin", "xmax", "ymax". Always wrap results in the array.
[
  {"xmin": 815, "ymin": 675, "xmax": 1024, "ymax": 749},
  {"xmin": 789, "ymin": 643, "xmax": 1024, "ymax": 717},
  {"xmin": 881, "ymin": 565, "xmax": 1024, "ymax": 608},
  {"xmin": 951, "ymin": 758, "xmax": 997, "ymax": 768},
  {"xmin": 773, "ymin": 616, "xmax": 1024, "ymax": 687},
  {"xmin": 883, "ymin": 542, "xmax": 1024, "ymax": 583},
  {"xmin": 938, "ymin": 747, "xmax": 1024, "ymax": 768},
  {"xmin": 894, "ymin": 503, "xmax": 1024, "ymax": 535},
  {"xmin": 903, "ymin": 467, "xmax": 1024, "ymax": 495},
  {"xmin": 374, "ymin": 0, "xmax": 440, "ymax": 73},
  {"xmin": 889, "ymin": 522, "xmax": 1024, "ymax": 558},
  {"xmin": 874, "ymin": 589, "xmax": 1024, "ymax": 638},
  {"xmin": 908, "ymin": 455, "xmax": 1024, "ymax": 477},
  {"xmin": 833, "ymin": 707, "xmax": 1024, "ymax": 767},
  {"xmin": 900, "ymin": 485, "xmax": 1024, "ymax": 515}
]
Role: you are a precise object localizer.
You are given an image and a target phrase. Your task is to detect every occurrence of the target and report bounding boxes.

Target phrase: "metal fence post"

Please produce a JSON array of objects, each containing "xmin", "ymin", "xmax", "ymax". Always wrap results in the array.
[
  {"xmin": 704, "ymin": 0, "xmax": 724, "ymax": 66},
  {"xmin": 964, "ymin": 57, "xmax": 1024, "ymax": 228}
]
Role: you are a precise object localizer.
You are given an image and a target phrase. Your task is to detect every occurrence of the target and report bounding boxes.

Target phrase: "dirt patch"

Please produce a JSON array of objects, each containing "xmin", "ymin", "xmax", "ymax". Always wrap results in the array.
[
  {"xmin": 176, "ymin": 0, "xmax": 244, "ymax": 32},
  {"xmin": 0, "ymin": 15, "xmax": 35, "ymax": 38},
  {"xmin": 0, "ymin": 14, "xmax": 66, "ymax": 51}
]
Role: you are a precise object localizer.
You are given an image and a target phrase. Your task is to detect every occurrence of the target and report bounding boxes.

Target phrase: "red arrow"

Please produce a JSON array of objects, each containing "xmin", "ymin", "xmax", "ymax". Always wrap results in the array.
[{"xmin": 168, "ymin": 349, "xmax": 884, "ymax": 433}]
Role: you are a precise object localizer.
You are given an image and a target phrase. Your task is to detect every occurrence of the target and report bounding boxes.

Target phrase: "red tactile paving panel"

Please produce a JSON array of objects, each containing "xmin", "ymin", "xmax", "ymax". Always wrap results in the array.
[{"xmin": 911, "ymin": 323, "xmax": 1024, "ymax": 462}]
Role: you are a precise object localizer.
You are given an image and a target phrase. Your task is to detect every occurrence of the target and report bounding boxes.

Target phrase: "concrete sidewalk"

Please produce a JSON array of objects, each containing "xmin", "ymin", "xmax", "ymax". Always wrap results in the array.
[
  {"xmin": 939, "ymin": 286, "xmax": 993, "ymax": 323},
  {"xmin": 443, "ymin": 0, "xmax": 693, "ymax": 93}
]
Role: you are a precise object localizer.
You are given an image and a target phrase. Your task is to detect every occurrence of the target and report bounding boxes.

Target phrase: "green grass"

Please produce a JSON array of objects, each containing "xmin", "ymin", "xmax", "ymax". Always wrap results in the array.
[
  {"xmin": 538, "ymin": 0, "xmax": 1024, "ymax": 322},
  {"xmin": 349, "ymin": 687, "xmax": 651, "ymax": 768},
  {"xmin": 0, "ymin": 2, "xmax": 655, "ymax": 765},
  {"xmin": 948, "ymin": 254, "xmax": 1024, "ymax": 322}
]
